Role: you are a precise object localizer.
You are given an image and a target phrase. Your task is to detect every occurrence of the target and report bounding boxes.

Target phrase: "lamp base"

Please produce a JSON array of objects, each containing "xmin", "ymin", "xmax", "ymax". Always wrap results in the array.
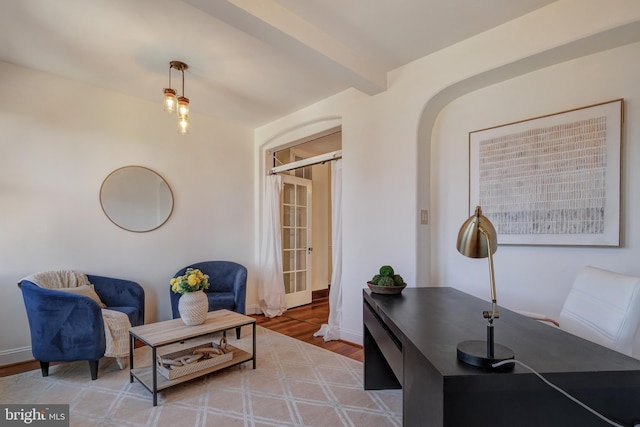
[{"xmin": 457, "ymin": 340, "xmax": 515, "ymax": 370}]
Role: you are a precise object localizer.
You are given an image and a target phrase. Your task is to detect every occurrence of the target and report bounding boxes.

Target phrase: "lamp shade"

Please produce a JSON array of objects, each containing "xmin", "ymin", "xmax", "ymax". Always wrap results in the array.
[
  {"xmin": 177, "ymin": 96, "xmax": 189, "ymax": 134},
  {"xmin": 177, "ymin": 96, "xmax": 189, "ymax": 120},
  {"xmin": 163, "ymin": 88, "xmax": 177, "ymax": 114},
  {"xmin": 456, "ymin": 206, "xmax": 497, "ymax": 259}
]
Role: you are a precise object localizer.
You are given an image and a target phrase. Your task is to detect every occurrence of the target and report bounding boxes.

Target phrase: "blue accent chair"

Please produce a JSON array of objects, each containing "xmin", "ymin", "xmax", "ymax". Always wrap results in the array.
[
  {"xmin": 170, "ymin": 261, "xmax": 247, "ymax": 339},
  {"xmin": 19, "ymin": 275, "xmax": 145, "ymax": 380}
]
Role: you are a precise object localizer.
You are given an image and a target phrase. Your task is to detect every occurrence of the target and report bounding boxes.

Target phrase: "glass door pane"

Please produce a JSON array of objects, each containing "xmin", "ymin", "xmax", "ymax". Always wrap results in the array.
[{"xmin": 281, "ymin": 175, "xmax": 312, "ymax": 308}]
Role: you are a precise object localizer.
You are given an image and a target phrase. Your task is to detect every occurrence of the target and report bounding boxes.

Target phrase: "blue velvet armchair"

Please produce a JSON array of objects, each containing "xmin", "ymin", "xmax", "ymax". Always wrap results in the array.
[
  {"xmin": 19, "ymin": 274, "xmax": 145, "ymax": 380},
  {"xmin": 170, "ymin": 261, "xmax": 247, "ymax": 339}
]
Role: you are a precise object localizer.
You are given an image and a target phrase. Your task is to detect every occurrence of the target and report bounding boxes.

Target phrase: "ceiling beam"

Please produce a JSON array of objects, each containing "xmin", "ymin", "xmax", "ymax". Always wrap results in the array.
[{"xmin": 184, "ymin": 0, "xmax": 387, "ymax": 95}]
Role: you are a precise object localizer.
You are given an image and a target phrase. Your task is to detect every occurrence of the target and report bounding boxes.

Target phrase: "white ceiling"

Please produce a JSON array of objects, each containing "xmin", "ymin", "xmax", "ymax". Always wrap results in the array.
[{"xmin": 0, "ymin": 0, "xmax": 555, "ymax": 127}]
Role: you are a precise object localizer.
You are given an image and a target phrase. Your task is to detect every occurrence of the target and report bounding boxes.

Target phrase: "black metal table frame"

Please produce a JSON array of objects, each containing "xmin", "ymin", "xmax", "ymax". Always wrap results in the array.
[{"xmin": 129, "ymin": 319, "xmax": 256, "ymax": 406}]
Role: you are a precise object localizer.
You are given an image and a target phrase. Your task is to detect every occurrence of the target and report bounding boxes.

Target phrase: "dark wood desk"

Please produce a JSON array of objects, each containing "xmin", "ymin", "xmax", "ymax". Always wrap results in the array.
[{"xmin": 363, "ymin": 287, "xmax": 640, "ymax": 427}]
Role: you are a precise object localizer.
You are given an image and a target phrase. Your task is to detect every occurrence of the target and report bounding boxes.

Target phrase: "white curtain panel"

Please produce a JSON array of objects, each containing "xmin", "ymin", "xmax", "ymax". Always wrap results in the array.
[
  {"xmin": 258, "ymin": 174, "xmax": 287, "ymax": 317},
  {"xmin": 315, "ymin": 159, "xmax": 343, "ymax": 341}
]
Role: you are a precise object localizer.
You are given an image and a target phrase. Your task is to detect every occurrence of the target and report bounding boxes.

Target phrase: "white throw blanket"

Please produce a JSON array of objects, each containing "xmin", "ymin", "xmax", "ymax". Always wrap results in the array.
[{"xmin": 22, "ymin": 270, "xmax": 131, "ymax": 369}]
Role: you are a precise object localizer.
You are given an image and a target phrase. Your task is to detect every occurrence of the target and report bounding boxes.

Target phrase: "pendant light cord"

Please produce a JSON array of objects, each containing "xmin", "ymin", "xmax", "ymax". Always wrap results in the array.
[{"xmin": 181, "ymin": 68, "xmax": 185, "ymax": 97}]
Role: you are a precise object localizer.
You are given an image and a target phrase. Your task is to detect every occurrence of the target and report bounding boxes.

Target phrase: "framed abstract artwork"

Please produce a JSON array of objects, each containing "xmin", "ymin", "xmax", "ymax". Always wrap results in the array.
[{"xmin": 469, "ymin": 99, "xmax": 623, "ymax": 246}]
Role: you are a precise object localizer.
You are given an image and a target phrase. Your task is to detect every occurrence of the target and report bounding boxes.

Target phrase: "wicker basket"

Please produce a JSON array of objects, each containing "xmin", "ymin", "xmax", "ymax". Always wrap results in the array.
[{"xmin": 156, "ymin": 342, "xmax": 234, "ymax": 380}]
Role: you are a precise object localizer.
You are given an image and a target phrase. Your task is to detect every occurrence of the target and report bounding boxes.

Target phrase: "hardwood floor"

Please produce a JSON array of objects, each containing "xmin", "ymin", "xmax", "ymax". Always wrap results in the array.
[
  {"xmin": 0, "ymin": 296, "xmax": 362, "ymax": 377},
  {"xmin": 249, "ymin": 296, "xmax": 364, "ymax": 362}
]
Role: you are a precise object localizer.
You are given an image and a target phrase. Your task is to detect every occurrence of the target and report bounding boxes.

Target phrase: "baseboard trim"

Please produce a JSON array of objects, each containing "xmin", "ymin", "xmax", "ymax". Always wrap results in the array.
[
  {"xmin": 312, "ymin": 288, "xmax": 330, "ymax": 300},
  {"xmin": 340, "ymin": 327, "xmax": 363, "ymax": 346},
  {"xmin": 0, "ymin": 346, "xmax": 33, "ymax": 367}
]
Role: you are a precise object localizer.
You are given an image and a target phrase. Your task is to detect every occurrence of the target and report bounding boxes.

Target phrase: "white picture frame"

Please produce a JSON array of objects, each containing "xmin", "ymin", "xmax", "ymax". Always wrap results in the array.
[{"xmin": 469, "ymin": 99, "xmax": 623, "ymax": 246}]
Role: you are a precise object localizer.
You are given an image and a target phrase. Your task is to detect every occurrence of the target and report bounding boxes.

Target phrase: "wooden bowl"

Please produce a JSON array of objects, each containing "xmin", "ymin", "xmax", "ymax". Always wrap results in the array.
[{"xmin": 367, "ymin": 281, "xmax": 407, "ymax": 295}]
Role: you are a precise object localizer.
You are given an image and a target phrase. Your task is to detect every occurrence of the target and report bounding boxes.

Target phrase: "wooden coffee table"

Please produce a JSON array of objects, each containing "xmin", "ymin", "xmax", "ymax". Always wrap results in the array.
[{"xmin": 129, "ymin": 309, "xmax": 256, "ymax": 406}]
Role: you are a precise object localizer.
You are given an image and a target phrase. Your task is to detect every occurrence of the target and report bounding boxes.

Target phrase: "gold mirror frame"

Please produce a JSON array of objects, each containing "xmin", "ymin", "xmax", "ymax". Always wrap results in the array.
[{"xmin": 99, "ymin": 166, "xmax": 174, "ymax": 232}]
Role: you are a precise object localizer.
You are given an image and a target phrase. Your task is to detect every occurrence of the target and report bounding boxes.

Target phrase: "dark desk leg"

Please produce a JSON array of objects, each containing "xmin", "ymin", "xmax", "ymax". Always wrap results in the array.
[{"xmin": 403, "ymin": 342, "xmax": 443, "ymax": 427}]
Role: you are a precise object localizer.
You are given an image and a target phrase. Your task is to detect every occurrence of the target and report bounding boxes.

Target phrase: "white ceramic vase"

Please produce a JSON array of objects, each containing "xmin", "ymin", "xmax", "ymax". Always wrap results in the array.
[{"xmin": 178, "ymin": 290, "xmax": 208, "ymax": 325}]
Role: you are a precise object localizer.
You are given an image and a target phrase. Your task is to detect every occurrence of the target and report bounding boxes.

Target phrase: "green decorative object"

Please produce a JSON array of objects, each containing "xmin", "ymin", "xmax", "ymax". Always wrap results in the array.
[
  {"xmin": 378, "ymin": 276, "xmax": 395, "ymax": 287},
  {"xmin": 379, "ymin": 265, "xmax": 395, "ymax": 277},
  {"xmin": 367, "ymin": 265, "xmax": 407, "ymax": 294}
]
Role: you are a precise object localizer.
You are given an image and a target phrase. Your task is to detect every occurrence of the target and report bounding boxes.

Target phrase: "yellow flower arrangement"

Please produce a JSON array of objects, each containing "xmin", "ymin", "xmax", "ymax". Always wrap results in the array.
[{"xmin": 170, "ymin": 268, "xmax": 210, "ymax": 294}]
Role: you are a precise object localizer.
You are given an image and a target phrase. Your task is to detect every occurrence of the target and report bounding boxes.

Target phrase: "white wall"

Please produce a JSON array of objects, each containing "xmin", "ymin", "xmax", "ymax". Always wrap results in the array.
[
  {"xmin": 6, "ymin": 1, "xmax": 640, "ymax": 366},
  {"xmin": 0, "ymin": 61, "xmax": 255, "ymax": 364},
  {"xmin": 255, "ymin": 0, "xmax": 640, "ymax": 345},
  {"xmin": 432, "ymin": 41, "xmax": 640, "ymax": 354}
]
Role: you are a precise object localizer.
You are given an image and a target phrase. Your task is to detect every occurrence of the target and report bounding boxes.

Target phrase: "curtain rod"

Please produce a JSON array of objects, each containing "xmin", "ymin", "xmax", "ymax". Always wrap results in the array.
[{"xmin": 269, "ymin": 150, "xmax": 342, "ymax": 174}]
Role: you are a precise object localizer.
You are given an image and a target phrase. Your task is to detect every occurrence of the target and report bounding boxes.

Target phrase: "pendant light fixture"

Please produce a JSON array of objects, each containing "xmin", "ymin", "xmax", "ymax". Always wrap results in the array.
[{"xmin": 163, "ymin": 61, "xmax": 190, "ymax": 134}]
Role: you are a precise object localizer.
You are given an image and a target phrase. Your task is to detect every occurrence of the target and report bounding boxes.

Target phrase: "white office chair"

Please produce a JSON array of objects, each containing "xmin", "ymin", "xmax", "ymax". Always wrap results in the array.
[{"xmin": 521, "ymin": 265, "xmax": 640, "ymax": 357}]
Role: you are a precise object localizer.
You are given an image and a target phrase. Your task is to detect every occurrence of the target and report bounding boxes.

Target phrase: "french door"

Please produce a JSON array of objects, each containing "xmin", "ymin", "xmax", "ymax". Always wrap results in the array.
[{"xmin": 281, "ymin": 175, "xmax": 312, "ymax": 308}]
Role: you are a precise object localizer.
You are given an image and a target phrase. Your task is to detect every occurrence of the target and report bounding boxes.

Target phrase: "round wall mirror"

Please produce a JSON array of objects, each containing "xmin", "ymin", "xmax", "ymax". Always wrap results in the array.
[{"xmin": 100, "ymin": 166, "xmax": 174, "ymax": 232}]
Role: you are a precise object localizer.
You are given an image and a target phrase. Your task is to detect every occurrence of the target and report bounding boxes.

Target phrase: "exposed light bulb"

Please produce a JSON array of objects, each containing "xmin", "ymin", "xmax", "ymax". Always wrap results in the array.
[
  {"xmin": 177, "ymin": 96, "xmax": 189, "ymax": 134},
  {"xmin": 177, "ymin": 96, "xmax": 189, "ymax": 120},
  {"xmin": 178, "ymin": 117, "xmax": 189, "ymax": 135},
  {"xmin": 163, "ymin": 88, "xmax": 176, "ymax": 114}
]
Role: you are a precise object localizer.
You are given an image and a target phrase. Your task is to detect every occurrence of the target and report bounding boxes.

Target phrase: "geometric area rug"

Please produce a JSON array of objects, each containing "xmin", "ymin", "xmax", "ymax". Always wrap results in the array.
[{"xmin": 0, "ymin": 326, "xmax": 403, "ymax": 426}]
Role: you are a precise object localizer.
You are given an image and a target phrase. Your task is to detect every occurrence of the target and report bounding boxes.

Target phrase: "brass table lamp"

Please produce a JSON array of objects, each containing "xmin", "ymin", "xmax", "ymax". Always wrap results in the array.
[{"xmin": 456, "ymin": 206, "xmax": 514, "ymax": 369}]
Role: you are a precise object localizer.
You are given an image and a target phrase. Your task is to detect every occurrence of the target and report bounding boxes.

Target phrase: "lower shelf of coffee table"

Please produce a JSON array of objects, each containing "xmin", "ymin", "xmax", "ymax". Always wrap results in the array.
[{"xmin": 131, "ymin": 348, "xmax": 252, "ymax": 391}]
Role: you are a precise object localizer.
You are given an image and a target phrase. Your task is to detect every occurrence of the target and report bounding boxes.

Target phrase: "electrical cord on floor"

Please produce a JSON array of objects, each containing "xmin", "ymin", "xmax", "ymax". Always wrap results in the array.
[{"xmin": 492, "ymin": 359, "xmax": 629, "ymax": 427}]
